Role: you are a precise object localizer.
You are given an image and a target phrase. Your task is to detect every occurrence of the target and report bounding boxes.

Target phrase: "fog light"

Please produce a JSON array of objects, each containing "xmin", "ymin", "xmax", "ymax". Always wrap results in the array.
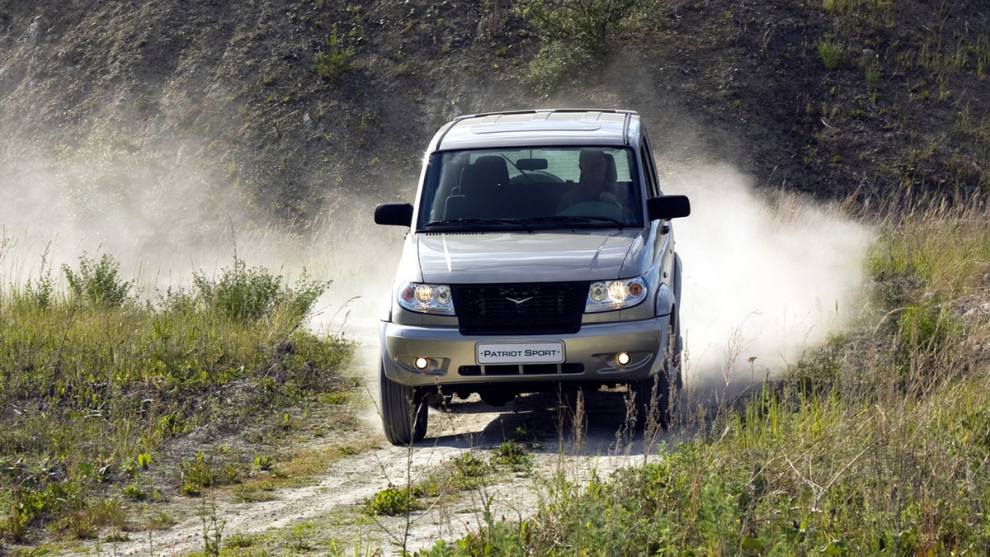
[
  {"xmin": 617, "ymin": 352, "xmax": 631, "ymax": 366},
  {"xmin": 414, "ymin": 357, "xmax": 430, "ymax": 370}
]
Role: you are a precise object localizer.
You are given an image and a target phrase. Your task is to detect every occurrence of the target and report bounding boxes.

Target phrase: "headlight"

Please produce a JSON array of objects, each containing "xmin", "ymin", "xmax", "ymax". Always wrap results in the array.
[
  {"xmin": 585, "ymin": 278, "xmax": 648, "ymax": 313},
  {"xmin": 397, "ymin": 282, "xmax": 455, "ymax": 315}
]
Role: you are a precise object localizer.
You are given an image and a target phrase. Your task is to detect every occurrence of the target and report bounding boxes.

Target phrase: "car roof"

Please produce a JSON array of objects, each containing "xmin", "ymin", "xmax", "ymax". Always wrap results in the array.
[{"xmin": 429, "ymin": 109, "xmax": 641, "ymax": 152}]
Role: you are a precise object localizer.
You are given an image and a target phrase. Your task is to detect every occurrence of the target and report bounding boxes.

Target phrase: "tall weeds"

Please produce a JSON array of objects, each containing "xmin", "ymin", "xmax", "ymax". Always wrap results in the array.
[
  {"xmin": 420, "ymin": 199, "xmax": 990, "ymax": 555},
  {"xmin": 0, "ymin": 253, "xmax": 352, "ymax": 542}
]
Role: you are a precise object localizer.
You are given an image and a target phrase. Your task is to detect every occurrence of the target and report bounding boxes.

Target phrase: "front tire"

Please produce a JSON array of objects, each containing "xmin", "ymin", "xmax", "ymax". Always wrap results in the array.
[
  {"xmin": 629, "ymin": 372, "xmax": 671, "ymax": 430},
  {"xmin": 379, "ymin": 361, "xmax": 428, "ymax": 445},
  {"xmin": 629, "ymin": 308, "xmax": 681, "ymax": 431}
]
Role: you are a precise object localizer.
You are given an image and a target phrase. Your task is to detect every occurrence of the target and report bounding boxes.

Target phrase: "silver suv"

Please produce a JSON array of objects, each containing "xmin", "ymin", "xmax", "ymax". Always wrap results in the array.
[{"xmin": 374, "ymin": 109, "xmax": 690, "ymax": 444}]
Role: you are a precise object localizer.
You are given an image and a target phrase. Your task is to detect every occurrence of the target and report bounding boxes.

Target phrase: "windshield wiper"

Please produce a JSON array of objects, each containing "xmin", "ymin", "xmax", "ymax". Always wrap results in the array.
[
  {"xmin": 424, "ymin": 218, "xmax": 534, "ymax": 232},
  {"xmin": 520, "ymin": 215, "xmax": 626, "ymax": 229}
]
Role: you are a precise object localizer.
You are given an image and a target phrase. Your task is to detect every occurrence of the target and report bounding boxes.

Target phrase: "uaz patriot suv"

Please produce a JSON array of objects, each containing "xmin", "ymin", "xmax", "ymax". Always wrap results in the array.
[{"xmin": 374, "ymin": 109, "xmax": 690, "ymax": 444}]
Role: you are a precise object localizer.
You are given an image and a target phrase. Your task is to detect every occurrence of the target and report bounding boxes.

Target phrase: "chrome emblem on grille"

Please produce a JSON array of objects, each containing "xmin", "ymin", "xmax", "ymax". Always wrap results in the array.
[{"xmin": 505, "ymin": 297, "xmax": 533, "ymax": 305}]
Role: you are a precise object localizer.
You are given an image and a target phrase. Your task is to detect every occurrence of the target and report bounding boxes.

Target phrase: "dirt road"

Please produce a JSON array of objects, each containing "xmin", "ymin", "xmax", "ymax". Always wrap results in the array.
[{"xmin": 97, "ymin": 297, "xmax": 686, "ymax": 557}]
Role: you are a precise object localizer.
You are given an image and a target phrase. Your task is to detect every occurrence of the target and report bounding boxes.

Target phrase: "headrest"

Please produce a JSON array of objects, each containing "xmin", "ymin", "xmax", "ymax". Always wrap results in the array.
[
  {"xmin": 603, "ymin": 153, "xmax": 617, "ymax": 183},
  {"xmin": 460, "ymin": 156, "xmax": 509, "ymax": 196},
  {"xmin": 579, "ymin": 150, "xmax": 617, "ymax": 183}
]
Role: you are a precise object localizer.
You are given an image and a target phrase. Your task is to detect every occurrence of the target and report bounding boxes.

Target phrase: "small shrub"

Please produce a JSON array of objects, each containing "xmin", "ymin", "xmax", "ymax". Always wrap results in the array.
[
  {"xmin": 515, "ymin": 0, "xmax": 640, "ymax": 94},
  {"xmin": 233, "ymin": 482, "xmax": 276, "ymax": 503},
  {"xmin": 63, "ymin": 253, "xmax": 132, "ymax": 306},
  {"xmin": 526, "ymin": 40, "xmax": 596, "ymax": 96},
  {"xmin": 183, "ymin": 453, "xmax": 218, "ymax": 489},
  {"xmin": 818, "ymin": 41, "xmax": 843, "ymax": 70},
  {"xmin": 323, "ymin": 391, "xmax": 348, "ymax": 405},
  {"xmin": 193, "ymin": 258, "xmax": 328, "ymax": 322},
  {"xmin": 180, "ymin": 483, "xmax": 201, "ymax": 497},
  {"xmin": 515, "ymin": 0, "xmax": 636, "ymax": 55},
  {"xmin": 121, "ymin": 484, "xmax": 146, "ymax": 500},
  {"xmin": 253, "ymin": 455, "xmax": 276, "ymax": 471},
  {"xmin": 453, "ymin": 453, "xmax": 489, "ymax": 480},
  {"xmin": 312, "ymin": 28, "xmax": 355, "ymax": 84},
  {"xmin": 225, "ymin": 532, "xmax": 257, "ymax": 548},
  {"xmin": 20, "ymin": 270, "xmax": 54, "ymax": 309},
  {"xmin": 64, "ymin": 511, "xmax": 99, "ymax": 540},
  {"xmin": 291, "ymin": 522, "xmax": 317, "ymax": 551},
  {"xmin": 490, "ymin": 442, "xmax": 532, "ymax": 471},
  {"xmin": 103, "ymin": 531, "xmax": 130, "ymax": 543},
  {"xmin": 364, "ymin": 486, "xmax": 420, "ymax": 516},
  {"xmin": 91, "ymin": 497, "xmax": 127, "ymax": 530},
  {"xmin": 864, "ymin": 56, "xmax": 882, "ymax": 91},
  {"xmin": 148, "ymin": 511, "xmax": 176, "ymax": 530}
]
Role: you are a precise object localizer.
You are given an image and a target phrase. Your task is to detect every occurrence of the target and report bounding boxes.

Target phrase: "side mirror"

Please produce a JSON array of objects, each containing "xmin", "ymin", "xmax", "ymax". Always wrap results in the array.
[
  {"xmin": 374, "ymin": 203, "xmax": 414, "ymax": 227},
  {"xmin": 647, "ymin": 195, "xmax": 691, "ymax": 221}
]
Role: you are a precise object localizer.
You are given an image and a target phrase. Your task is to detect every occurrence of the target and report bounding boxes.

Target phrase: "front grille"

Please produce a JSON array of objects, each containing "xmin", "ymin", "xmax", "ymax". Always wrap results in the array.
[{"xmin": 452, "ymin": 282, "xmax": 588, "ymax": 335}]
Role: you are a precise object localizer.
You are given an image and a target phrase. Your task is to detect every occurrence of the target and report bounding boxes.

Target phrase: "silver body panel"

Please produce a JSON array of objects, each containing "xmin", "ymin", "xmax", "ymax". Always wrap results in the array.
[
  {"xmin": 417, "ymin": 230, "xmax": 642, "ymax": 284},
  {"xmin": 380, "ymin": 317, "xmax": 670, "ymax": 387},
  {"xmin": 429, "ymin": 110, "xmax": 636, "ymax": 153}
]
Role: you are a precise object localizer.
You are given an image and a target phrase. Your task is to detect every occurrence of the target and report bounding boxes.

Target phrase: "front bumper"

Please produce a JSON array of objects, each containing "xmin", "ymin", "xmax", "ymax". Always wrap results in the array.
[{"xmin": 380, "ymin": 316, "xmax": 670, "ymax": 388}]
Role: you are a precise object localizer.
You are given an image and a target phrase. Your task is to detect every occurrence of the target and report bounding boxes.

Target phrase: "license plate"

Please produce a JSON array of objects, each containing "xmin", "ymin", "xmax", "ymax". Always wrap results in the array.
[{"xmin": 476, "ymin": 342, "xmax": 565, "ymax": 365}]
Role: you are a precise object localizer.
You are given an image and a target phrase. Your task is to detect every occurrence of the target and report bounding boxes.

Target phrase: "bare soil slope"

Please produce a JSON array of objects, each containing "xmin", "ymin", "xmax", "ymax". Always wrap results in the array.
[{"xmin": 2, "ymin": 0, "xmax": 988, "ymax": 223}]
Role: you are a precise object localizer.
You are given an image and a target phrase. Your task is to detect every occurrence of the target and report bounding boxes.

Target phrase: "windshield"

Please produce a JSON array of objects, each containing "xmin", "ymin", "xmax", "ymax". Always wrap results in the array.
[{"xmin": 416, "ymin": 147, "xmax": 643, "ymax": 231}]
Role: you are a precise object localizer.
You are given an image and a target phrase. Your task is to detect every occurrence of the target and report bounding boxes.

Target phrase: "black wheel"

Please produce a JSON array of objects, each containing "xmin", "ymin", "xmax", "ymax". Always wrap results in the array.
[
  {"xmin": 379, "ymin": 361, "xmax": 428, "ymax": 445},
  {"xmin": 479, "ymin": 391, "xmax": 515, "ymax": 407},
  {"xmin": 629, "ymin": 372, "xmax": 671, "ymax": 430},
  {"xmin": 629, "ymin": 308, "xmax": 680, "ymax": 431},
  {"xmin": 669, "ymin": 305, "xmax": 683, "ymax": 391}
]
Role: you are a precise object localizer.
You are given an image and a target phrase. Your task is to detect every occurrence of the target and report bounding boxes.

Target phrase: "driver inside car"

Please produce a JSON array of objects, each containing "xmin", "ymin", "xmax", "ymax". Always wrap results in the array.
[{"xmin": 556, "ymin": 149, "xmax": 631, "ymax": 214}]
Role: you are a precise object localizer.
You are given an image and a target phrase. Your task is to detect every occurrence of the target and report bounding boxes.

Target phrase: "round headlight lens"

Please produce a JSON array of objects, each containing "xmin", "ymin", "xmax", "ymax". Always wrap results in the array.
[
  {"xmin": 589, "ymin": 282, "xmax": 608, "ymax": 302},
  {"xmin": 628, "ymin": 282, "xmax": 644, "ymax": 297},
  {"xmin": 608, "ymin": 280, "xmax": 629, "ymax": 301},
  {"xmin": 415, "ymin": 284, "xmax": 434, "ymax": 304},
  {"xmin": 401, "ymin": 286, "xmax": 415, "ymax": 302},
  {"xmin": 435, "ymin": 285, "xmax": 452, "ymax": 306}
]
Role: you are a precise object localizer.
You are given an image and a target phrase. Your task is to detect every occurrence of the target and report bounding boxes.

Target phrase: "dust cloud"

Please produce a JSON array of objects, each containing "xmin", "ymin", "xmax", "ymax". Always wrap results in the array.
[
  {"xmin": 662, "ymin": 162, "xmax": 872, "ymax": 405},
  {"xmin": 2, "ymin": 135, "xmax": 873, "ymax": 409},
  {"xmin": 0, "ymin": 140, "xmax": 408, "ymax": 338}
]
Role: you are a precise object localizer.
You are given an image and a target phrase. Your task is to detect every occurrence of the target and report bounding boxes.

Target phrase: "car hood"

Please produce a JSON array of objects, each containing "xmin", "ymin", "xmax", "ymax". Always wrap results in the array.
[{"xmin": 416, "ymin": 230, "xmax": 641, "ymax": 284}]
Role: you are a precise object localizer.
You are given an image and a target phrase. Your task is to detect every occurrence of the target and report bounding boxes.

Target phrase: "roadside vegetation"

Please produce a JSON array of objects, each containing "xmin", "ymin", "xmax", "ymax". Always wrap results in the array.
[
  {"xmin": 0, "ymin": 250, "xmax": 353, "ymax": 544},
  {"xmin": 416, "ymin": 199, "xmax": 990, "ymax": 555}
]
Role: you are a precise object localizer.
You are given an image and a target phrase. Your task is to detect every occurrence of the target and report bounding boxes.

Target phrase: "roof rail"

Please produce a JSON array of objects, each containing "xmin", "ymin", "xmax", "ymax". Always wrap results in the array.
[{"xmin": 453, "ymin": 108, "xmax": 638, "ymax": 123}]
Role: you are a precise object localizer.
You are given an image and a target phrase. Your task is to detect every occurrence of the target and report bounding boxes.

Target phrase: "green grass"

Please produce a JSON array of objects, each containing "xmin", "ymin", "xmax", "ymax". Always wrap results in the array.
[
  {"xmin": 418, "ymin": 201, "xmax": 990, "ymax": 556},
  {"xmin": 489, "ymin": 442, "xmax": 533, "ymax": 472},
  {"xmin": 818, "ymin": 41, "xmax": 843, "ymax": 70},
  {"xmin": 0, "ymin": 253, "xmax": 352, "ymax": 542},
  {"xmin": 364, "ymin": 487, "xmax": 421, "ymax": 516},
  {"xmin": 232, "ymin": 481, "xmax": 277, "ymax": 503}
]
